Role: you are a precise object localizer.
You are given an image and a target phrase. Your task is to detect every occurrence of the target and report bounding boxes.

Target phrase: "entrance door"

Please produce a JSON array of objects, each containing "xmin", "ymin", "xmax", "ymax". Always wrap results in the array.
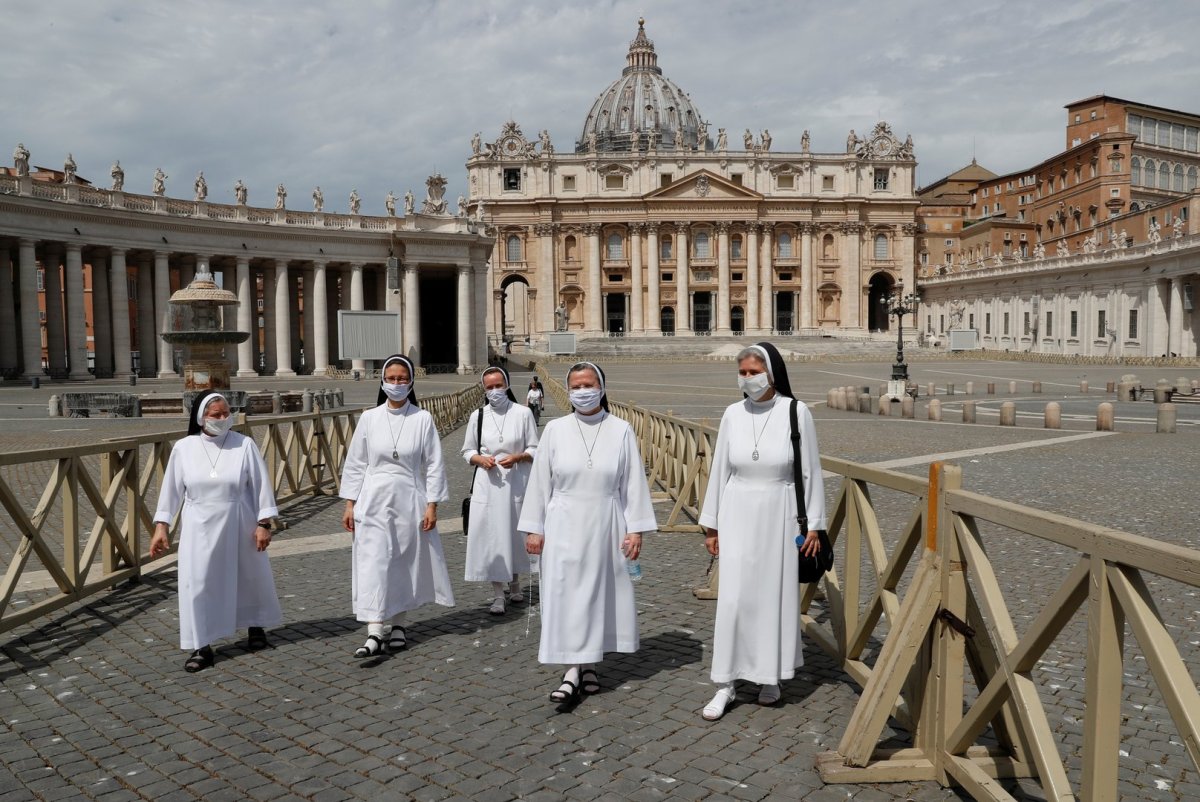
[
  {"xmin": 418, "ymin": 273, "xmax": 457, "ymax": 370},
  {"xmin": 731, "ymin": 306, "xmax": 744, "ymax": 334},
  {"xmin": 867, "ymin": 274, "xmax": 894, "ymax": 331},
  {"xmin": 660, "ymin": 306, "xmax": 675, "ymax": 335},
  {"xmin": 775, "ymin": 292, "xmax": 794, "ymax": 333},
  {"xmin": 605, "ymin": 294, "xmax": 626, "ymax": 335},
  {"xmin": 693, "ymin": 291, "xmax": 712, "ymax": 333}
]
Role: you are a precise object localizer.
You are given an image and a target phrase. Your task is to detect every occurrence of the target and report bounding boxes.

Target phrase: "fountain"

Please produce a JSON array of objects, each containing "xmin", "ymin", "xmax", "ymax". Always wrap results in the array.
[{"xmin": 161, "ymin": 263, "xmax": 249, "ymax": 408}]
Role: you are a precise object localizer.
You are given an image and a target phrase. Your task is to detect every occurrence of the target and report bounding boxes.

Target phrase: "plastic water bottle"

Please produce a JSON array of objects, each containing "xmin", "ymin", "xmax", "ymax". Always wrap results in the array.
[
  {"xmin": 626, "ymin": 559, "xmax": 643, "ymax": 581},
  {"xmin": 529, "ymin": 554, "xmax": 540, "ymax": 574}
]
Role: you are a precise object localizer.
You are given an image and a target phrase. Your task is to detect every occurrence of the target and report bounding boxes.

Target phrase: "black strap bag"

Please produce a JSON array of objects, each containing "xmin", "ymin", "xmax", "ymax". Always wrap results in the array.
[
  {"xmin": 789, "ymin": 399, "xmax": 834, "ymax": 583},
  {"xmin": 460, "ymin": 406, "xmax": 485, "ymax": 534}
]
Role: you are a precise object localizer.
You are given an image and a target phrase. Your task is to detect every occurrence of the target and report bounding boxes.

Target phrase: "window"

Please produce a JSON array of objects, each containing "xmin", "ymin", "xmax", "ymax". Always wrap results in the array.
[
  {"xmin": 661, "ymin": 272, "xmax": 673, "ymax": 281},
  {"xmin": 1046, "ymin": 311, "xmax": 1053, "ymax": 336},
  {"xmin": 873, "ymin": 168, "xmax": 889, "ymax": 190},
  {"xmin": 1069, "ymin": 310, "xmax": 1078, "ymax": 338},
  {"xmin": 562, "ymin": 175, "xmax": 576, "ymax": 191},
  {"xmin": 660, "ymin": 236, "xmax": 673, "ymax": 260},
  {"xmin": 606, "ymin": 233, "xmax": 624, "ymax": 260},
  {"xmin": 730, "ymin": 174, "xmax": 743, "ymax": 186},
  {"xmin": 919, "ymin": 252, "xmax": 929, "ymax": 265},
  {"xmin": 1189, "ymin": 167, "xmax": 1198, "ymax": 191},
  {"xmin": 731, "ymin": 236, "xmax": 743, "ymax": 259},
  {"xmin": 777, "ymin": 174, "xmax": 795, "ymax": 189},
  {"xmin": 1023, "ymin": 311, "xmax": 1030, "ymax": 335},
  {"xmin": 874, "ymin": 234, "xmax": 888, "ymax": 260},
  {"xmin": 1003, "ymin": 312, "xmax": 1010, "ymax": 335},
  {"xmin": 1090, "ymin": 111, "xmax": 1097, "ymax": 120},
  {"xmin": 503, "ymin": 168, "xmax": 521, "ymax": 191},
  {"xmin": 969, "ymin": 313, "xmax": 975, "ymax": 329},
  {"xmin": 36, "ymin": 268, "xmax": 44, "ymax": 291},
  {"xmin": 605, "ymin": 174, "xmax": 624, "ymax": 189},
  {"xmin": 1174, "ymin": 165, "xmax": 1185, "ymax": 191},
  {"xmin": 1142, "ymin": 159, "xmax": 1154, "ymax": 186},
  {"xmin": 1097, "ymin": 310, "xmax": 1106, "ymax": 338},
  {"xmin": 1188, "ymin": 127, "xmax": 1199, "ymax": 152},
  {"xmin": 778, "ymin": 272, "xmax": 793, "ymax": 281},
  {"xmin": 985, "ymin": 313, "xmax": 990, "ymax": 335},
  {"xmin": 505, "ymin": 235, "xmax": 521, "ymax": 262},
  {"xmin": 926, "ymin": 314, "xmax": 932, "ymax": 333},
  {"xmin": 944, "ymin": 238, "xmax": 954, "ymax": 247},
  {"xmin": 777, "ymin": 232, "xmax": 793, "ymax": 258},
  {"xmin": 607, "ymin": 273, "xmax": 623, "ymax": 282},
  {"xmin": 563, "ymin": 235, "xmax": 577, "ymax": 261},
  {"xmin": 693, "ymin": 231, "xmax": 711, "ymax": 258},
  {"xmin": 39, "ymin": 310, "xmax": 47, "ymax": 323},
  {"xmin": 732, "ymin": 272, "xmax": 743, "ymax": 281},
  {"xmin": 1128, "ymin": 309, "xmax": 1138, "ymax": 339},
  {"xmin": 660, "ymin": 173, "xmax": 673, "ymax": 187},
  {"xmin": 822, "ymin": 175, "xmax": 834, "ymax": 191},
  {"xmin": 1159, "ymin": 163, "xmax": 1170, "ymax": 190},
  {"xmin": 1110, "ymin": 188, "xmax": 1121, "ymax": 197}
]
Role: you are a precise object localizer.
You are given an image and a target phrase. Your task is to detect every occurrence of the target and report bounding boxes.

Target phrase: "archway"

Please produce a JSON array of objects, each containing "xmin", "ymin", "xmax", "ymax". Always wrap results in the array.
[
  {"xmin": 867, "ymin": 272, "xmax": 895, "ymax": 331},
  {"xmin": 660, "ymin": 306, "xmax": 675, "ymax": 335},
  {"xmin": 499, "ymin": 274, "xmax": 531, "ymax": 346},
  {"xmin": 731, "ymin": 305, "xmax": 744, "ymax": 334}
]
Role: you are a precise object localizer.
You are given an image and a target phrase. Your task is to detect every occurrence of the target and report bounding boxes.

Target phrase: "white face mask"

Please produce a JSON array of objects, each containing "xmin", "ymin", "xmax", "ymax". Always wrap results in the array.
[
  {"xmin": 485, "ymin": 388, "xmax": 509, "ymax": 407},
  {"xmin": 738, "ymin": 372, "xmax": 772, "ymax": 401},
  {"xmin": 382, "ymin": 381, "xmax": 411, "ymax": 402},
  {"xmin": 203, "ymin": 417, "xmax": 234, "ymax": 437},
  {"xmin": 569, "ymin": 387, "xmax": 604, "ymax": 412}
]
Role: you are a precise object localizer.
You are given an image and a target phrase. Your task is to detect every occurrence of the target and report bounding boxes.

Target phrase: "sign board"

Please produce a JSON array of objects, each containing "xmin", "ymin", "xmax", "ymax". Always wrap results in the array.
[
  {"xmin": 338, "ymin": 310, "xmax": 402, "ymax": 360},
  {"xmin": 546, "ymin": 332, "xmax": 577, "ymax": 355},
  {"xmin": 948, "ymin": 329, "xmax": 979, "ymax": 351}
]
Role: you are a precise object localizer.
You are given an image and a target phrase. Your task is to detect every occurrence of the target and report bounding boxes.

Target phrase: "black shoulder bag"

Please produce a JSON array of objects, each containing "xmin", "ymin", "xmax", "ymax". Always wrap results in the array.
[
  {"xmin": 790, "ymin": 399, "xmax": 833, "ymax": 583},
  {"xmin": 460, "ymin": 406, "xmax": 485, "ymax": 534}
]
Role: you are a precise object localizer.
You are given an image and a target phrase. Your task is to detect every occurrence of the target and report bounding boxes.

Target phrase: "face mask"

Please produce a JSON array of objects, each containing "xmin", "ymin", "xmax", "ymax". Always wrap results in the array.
[
  {"xmin": 203, "ymin": 417, "xmax": 234, "ymax": 437},
  {"xmin": 738, "ymin": 372, "xmax": 772, "ymax": 401},
  {"xmin": 485, "ymin": 388, "xmax": 509, "ymax": 407},
  {"xmin": 569, "ymin": 387, "xmax": 603, "ymax": 411},
  {"xmin": 382, "ymin": 382, "xmax": 411, "ymax": 402}
]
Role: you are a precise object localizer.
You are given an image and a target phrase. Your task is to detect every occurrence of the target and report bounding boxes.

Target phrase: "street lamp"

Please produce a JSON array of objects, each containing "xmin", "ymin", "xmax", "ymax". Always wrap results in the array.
[{"xmin": 884, "ymin": 279, "xmax": 921, "ymax": 387}]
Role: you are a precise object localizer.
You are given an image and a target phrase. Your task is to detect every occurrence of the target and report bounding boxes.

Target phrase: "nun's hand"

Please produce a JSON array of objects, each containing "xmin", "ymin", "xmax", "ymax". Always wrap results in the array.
[
  {"xmin": 253, "ymin": 525, "xmax": 272, "ymax": 552},
  {"xmin": 342, "ymin": 501, "xmax": 355, "ymax": 533},
  {"xmin": 149, "ymin": 523, "xmax": 170, "ymax": 558},
  {"xmin": 473, "ymin": 454, "xmax": 497, "ymax": 470},
  {"xmin": 497, "ymin": 453, "xmax": 522, "ymax": 468},
  {"xmin": 704, "ymin": 527, "xmax": 719, "ymax": 557},
  {"xmin": 799, "ymin": 530, "xmax": 821, "ymax": 557},
  {"xmin": 525, "ymin": 533, "xmax": 544, "ymax": 555},
  {"xmin": 622, "ymin": 533, "xmax": 642, "ymax": 561},
  {"xmin": 422, "ymin": 503, "xmax": 437, "ymax": 532}
]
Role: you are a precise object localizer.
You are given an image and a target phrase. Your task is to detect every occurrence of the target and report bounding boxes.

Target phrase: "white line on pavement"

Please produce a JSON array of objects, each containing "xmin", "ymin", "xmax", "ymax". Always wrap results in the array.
[{"xmin": 865, "ymin": 430, "xmax": 1114, "ymax": 470}]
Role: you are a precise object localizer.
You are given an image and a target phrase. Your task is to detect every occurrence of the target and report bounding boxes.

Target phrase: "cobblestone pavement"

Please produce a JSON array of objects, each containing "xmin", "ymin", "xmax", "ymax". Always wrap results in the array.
[{"xmin": 2, "ymin": 360, "xmax": 1198, "ymax": 800}]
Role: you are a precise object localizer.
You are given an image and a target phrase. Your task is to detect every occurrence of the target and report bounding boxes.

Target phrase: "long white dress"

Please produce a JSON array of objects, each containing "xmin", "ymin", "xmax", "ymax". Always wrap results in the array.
[
  {"xmin": 153, "ymin": 431, "xmax": 282, "ymax": 650},
  {"xmin": 698, "ymin": 395, "xmax": 826, "ymax": 685},
  {"xmin": 517, "ymin": 409, "xmax": 657, "ymax": 665},
  {"xmin": 339, "ymin": 402, "xmax": 454, "ymax": 621},
  {"xmin": 461, "ymin": 401, "xmax": 539, "ymax": 581}
]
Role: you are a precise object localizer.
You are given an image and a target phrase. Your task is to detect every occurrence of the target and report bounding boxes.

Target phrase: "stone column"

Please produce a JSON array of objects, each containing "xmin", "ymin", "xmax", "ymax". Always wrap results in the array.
[
  {"xmin": 311, "ymin": 260, "xmax": 329, "ymax": 375},
  {"xmin": 676, "ymin": 223, "xmax": 691, "ymax": 334},
  {"xmin": 350, "ymin": 262, "xmax": 365, "ymax": 372},
  {"xmin": 843, "ymin": 225, "xmax": 862, "ymax": 330},
  {"xmin": 154, "ymin": 251, "xmax": 176, "ymax": 378},
  {"xmin": 630, "ymin": 223, "xmax": 644, "ymax": 333},
  {"xmin": 136, "ymin": 254, "xmax": 155, "ymax": 376},
  {"xmin": 65, "ymin": 243, "xmax": 90, "ymax": 379},
  {"xmin": 646, "ymin": 225, "xmax": 661, "ymax": 334},
  {"xmin": 456, "ymin": 263, "xmax": 473, "ymax": 373},
  {"xmin": 234, "ymin": 256, "xmax": 256, "ymax": 376},
  {"xmin": 536, "ymin": 223, "xmax": 556, "ymax": 335},
  {"xmin": 109, "ymin": 248, "xmax": 133, "ymax": 378},
  {"xmin": 716, "ymin": 222, "xmax": 731, "ymax": 334},
  {"xmin": 402, "ymin": 262, "xmax": 421, "ymax": 363},
  {"xmin": 584, "ymin": 224, "xmax": 602, "ymax": 334},
  {"xmin": 18, "ymin": 239, "xmax": 42, "ymax": 378},
  {"xmin": 799, "ymin": 224, "xmax": 814, "ymax": 329},
  {"xmin": 1168, "ymin": 276, "xmax": 1184, "ymax": 357},
  {"xmin": 0, "ymin": 246, "xmax": 18, "ymax": 375},
  {"xmin": 760, "ymin": 224, "xmax": 774, "ymax": 331},
  {"xmin": 746, "ymin": 225, "xmax": 760, "ymax": 334},
  {"xmin": 274, "ymin": 259, "xmax": 296, "ymax": 377}
]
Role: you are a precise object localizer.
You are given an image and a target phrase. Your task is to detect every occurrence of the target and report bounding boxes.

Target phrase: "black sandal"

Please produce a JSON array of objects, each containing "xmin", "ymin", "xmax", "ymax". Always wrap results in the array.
[
  {"xmin": 247, "ymin": 627, "xmax": 269, "ymax": 651},
  {"xmin": 184, "ymin": 646, "xmax": 214, "ymax": 673},
  {"xmin": 580, "ymin": 669, "xmax": 601, "ymax": 695},
  {"xmin": 549, "ymin": 677, "xmax": 580, "ymax": 704},
  {"xmin": 354, "ymin": 634, "xmax": 385, "ymax": 658},
  {"xmin": 387, "ymin": 627, "xmax": 407, "ymax": 653}
]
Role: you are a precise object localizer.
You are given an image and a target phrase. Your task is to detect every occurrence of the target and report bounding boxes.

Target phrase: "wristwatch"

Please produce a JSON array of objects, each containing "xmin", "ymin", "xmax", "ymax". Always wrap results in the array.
[{"xmin": 257, "ymin": 520, "xmax": 273, "ymax": 530}]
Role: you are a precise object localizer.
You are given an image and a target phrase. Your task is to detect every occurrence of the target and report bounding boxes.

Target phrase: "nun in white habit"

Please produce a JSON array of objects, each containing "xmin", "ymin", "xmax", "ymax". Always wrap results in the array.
[
  {"xmin": 461, "ymin": 366, "xmax": 539, "ymax": 615},
  {"xmin": 340, "ymin": 354, "xmax": 454, "ymax": 658},
  {"xmin": 519, "ymin": 361, "xmax": 656, "ymax": 704},
  {"xmin": 698, "ymin": 342, "xmax": 826, "ymax": 720},
  {"xmin": 151, "ymin": 392, "xmax": 281, "ymax": 673}
]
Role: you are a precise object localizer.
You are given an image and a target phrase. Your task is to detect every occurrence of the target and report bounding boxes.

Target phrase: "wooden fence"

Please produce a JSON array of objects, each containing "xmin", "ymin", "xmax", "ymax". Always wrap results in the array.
[{"xmin": 0, "ymin": 384, "xmax": 482, "ymax": 636}]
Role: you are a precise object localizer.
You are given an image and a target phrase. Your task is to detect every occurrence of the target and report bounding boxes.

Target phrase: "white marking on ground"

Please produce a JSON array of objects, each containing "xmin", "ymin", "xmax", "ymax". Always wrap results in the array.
[{"xmin": 866, "ymin": 431, "xmax": 1114, "ymax": 470}]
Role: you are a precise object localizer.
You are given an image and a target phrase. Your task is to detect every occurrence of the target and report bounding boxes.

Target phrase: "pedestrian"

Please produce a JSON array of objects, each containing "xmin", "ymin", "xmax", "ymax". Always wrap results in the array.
[
  {"xmin": 698, "ymin": 342, "xmax": 826, "ymax": 720},
  {"xmin": 462, "ymin": 366, "xmax": 539, "ymax": 615},
  {"xmin": 519, "ymin": 361, "xmax": 656, "ymax": 703},
  {"xmin": 339, "ymin": 354, "xmax": 454, "ymax": 658},
  {"xmin": 150, "ymin": 393, "xmax": 281, "ymax": 673},
  {"xmin": 526, "ymin": 377, "xmax": 544, "ymax": 425}
]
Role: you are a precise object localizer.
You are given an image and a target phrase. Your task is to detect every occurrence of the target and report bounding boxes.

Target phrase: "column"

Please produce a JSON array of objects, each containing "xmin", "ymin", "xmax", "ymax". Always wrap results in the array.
[
  {"xmin": 402, "ymin": 263, "xmax": 421, "ymax": 363},
  {"xmin": 584, "ymin": 224, "xmax": 602, "ymax": 334},
  {"xmin": 746, "ymin": 225, "xmax": 760, "ymax": 334},
  {"xmin": 844, "ymin": 225, "xmax": 862, "ymax": 330},
  {"xmin": 799, "ymin": 224, "xmax": 814, "ymax": 330},
  {"xmin": 311, "ymin": 260, "xmax": 329, "ymax": 375},
  {"xmin": 274, "ymin": 259, "xmax": 296, "ymax": 377},
  {"xmin": 716, "ymin": 222, "xmax": 731, "ymax": 334},
  {"xmin": 92, "ymin": 252, "xmax": 112, "ymax": 376},
  {"xmin": 624, "ymin": 292, "xmax": 630, "ymax": 335},
  {"xmin": 630, "ymin": 223, "xmax": 644, "ymax": 333},
  {"xmin": 456, "ymin": 263, "xmax": 473, "ymax": 373},
  {"xmin": 44, "ymin": 246, "xmax": 65, "ymax": 376},
  {"xmin": 1168, "ymin": 276, "xmax": 1184, "ymax": 357},
  {"xmin": 350, "ymin": 262, "xmax": 365, "ymax": 372},
  {"xmin": 65, "ymin": 243, "xmax": 89, "ymax": 379},
  {"xmin": 235, "ymin": 256, "xmax": 255, "ymax": 376},
  {"xmin": 676, "ymin": 223, "xmax": 691, "ymax": 334},
  {"xmin": 0, "ymin": 245, "xmax": 18, "ymax": 375},
  {"xmin": 301, "ymin": 266, "xmax": 315, "ymax": 373},
  {"xmin": 19, "ymin": 239, "xmax": 42, "ymax": 378},
  {"xmin": 646, "ymin": 225, "xmax": 661, "ymax": 334},
  {"xmin": 536, "ymin": 223, "xmax": 556, "ymax": 335},
  {"xmin": 105, "ymin": 249, "xmax": 132, "ymax": 378},
  {"xmin": 760, "ymin": 224, "xmax": 774, "ymax": 331},
  {"xmin": 155, "ymin": 251, "xmax": 176, "ymax": 377},
  {"xmin": 137, "ymin": 254, "xmax": 156, "ymax": 376}
]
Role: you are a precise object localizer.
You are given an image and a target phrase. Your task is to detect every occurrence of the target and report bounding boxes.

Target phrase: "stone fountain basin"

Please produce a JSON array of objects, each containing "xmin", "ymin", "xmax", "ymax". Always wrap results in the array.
[{"xmin": 162, "ymin": 331, "xmax": 250, "ymax": 344}]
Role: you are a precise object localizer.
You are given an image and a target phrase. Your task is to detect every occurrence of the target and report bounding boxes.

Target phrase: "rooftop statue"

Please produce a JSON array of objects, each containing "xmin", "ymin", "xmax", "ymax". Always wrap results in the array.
[
  {"xmin": 63, "ymin": 153, "xmax": 77, "ymax": 184},
  {"xmin": 715, "ymin": 128, "xmax": 727, "ymax": 151},
  {"xmin": 385, "ymin": 191, "xmax": 396, "ymax": 216},
  {"xmin": 404, "ymin": 189, "xmax": 415, "ymax": 215},
  {"xmin": 191, "ymin": 171, "xmax": 204, "ymax": 201},
  {"xmin": 801, "ymin": 130, "xmax": 810, "ymax": 153},
  {"xmin": 275, "ymin": 183, "xmax": 287, "ymax": 210},
  {"xmin": 743, "ymin": 128, "xmax": 754, "ymax": 150},
  {"xmin": 234, "ymin": 179, "xmax": 248, "ymax": 205},
  {"xmin": 110, "ymin": 161, "xmax": 124, "ymax": 191},
  {"xmin": 12, "ymin": 142, "xmax": 30, "ymax": 176},
  {"xmin": 761, "ymin": 129, "xmax": 771, "ymax": 152},
  {"xmin": 471, "ymin": 131, "xmax": 481, "ymax": 155},
  {"xmin": 349, "ymin": 189, "xmax": 361, "ymax": 215},
  {"xmin": 156, "ymin": 168, "xmax": 170, "ymax": 197},
  {"xmin": 312, "ymin": 186, "xmax": 324, "ymax": 212}
]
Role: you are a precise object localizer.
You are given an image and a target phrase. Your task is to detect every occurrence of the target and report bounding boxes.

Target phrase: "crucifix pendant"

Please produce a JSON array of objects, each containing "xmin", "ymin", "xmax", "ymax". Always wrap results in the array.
[
  {"xmin": 751, "ymin": 449, "xmax": 760, "ymax": 461},
  {"xmin": 210, "ymin": 471, "xmax": 218, "ymax": 478},
  {"xmin": 498, "ymin": 435, "xmax": 504, "ymax": 443},
  {"xmin": 392, "ymin": 450, "xmax": 399, "ymax": 459},
  {"xmin": 587, "ymin": 458, "xmax": 593, "ymax": 469}
]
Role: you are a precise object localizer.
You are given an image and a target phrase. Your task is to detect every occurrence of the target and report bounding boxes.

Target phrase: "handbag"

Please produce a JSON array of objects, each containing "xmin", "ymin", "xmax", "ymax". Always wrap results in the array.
[
  {"xmin": 460, "ymin": 405, "xmax": 485, "ymax": 534},
  {"xmin": 790, "ymin": 399, "xmax": 834, "ymax": 583}
]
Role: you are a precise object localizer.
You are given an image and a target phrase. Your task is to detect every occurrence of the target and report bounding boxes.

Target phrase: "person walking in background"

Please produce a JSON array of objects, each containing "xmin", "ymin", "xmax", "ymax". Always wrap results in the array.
[
  {"xmin": 150, "ymin": 393, "xmax": 281, "ymax": 673},
  {"xmin": 526, "ymin": 377, "xmax": 545, "ymax": 425},
  {"xmin": 697, "ymin": 342, "xmax": 826, "ymax": 720},
  {"xmin": 340, "ymin": 354, "xmax": 454, "ymax": 658},
  {"xmin": 462, "ymin": 366, "xmax": 539, "ymax": 615},
  {"xmin": 519, "ymin": 361, "xmax": 656, "ymax": 704}
]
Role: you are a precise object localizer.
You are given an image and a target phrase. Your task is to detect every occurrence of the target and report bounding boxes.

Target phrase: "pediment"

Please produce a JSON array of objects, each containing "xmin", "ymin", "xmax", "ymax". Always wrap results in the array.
[{"xmin": 643, "ymin": 170, "xmax": 763, "ymax": 201}]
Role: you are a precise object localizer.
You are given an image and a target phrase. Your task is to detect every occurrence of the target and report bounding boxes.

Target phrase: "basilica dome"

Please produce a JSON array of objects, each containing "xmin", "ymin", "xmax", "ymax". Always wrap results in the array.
[{"xmin": 576, "ymin": 19, "xmax": 709, "ymax": 154}]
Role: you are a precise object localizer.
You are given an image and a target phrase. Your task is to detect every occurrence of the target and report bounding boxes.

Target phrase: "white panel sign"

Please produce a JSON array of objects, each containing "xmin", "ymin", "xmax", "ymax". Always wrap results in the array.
[{"xmin": 337, "ymin": 311, "xmax": 403, "ymax": 360}]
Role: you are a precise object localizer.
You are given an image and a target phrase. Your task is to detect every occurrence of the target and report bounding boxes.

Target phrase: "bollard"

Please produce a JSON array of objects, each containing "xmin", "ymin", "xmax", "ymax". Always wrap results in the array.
[
  {"xmin": 31, "ymin": 376, "xmax": 40, "ymax": 389},
  {"xmin": 1177, "ymin": 377, "xmax": 1190, "ymax": 395},
  {"xmin": 962, "ymin": 399, "xmax": 976, "ymax": 424},
  {"xmin": 302, "ymin": 389, "xmax": 314, "ymax": 413},
  {"xmin": 878, "ymin": 395, "xmax": 890, "ymax": 416},
  {"xmin": 1044, "ymin": 401, "xmax": 1061, "ymax": 429},
  {"xmin": 858, "ymin": 392, "xmax": 872, "ymax": 414},
  {"xmin": 353, "ymin": 370, "xmax": 361, "ymax": 381},
  {"xmin": 48, "ymin": 394, "xmax": 61, "ymax": 417},
  {"xmin": 132, "ymin": 398, "xmax": 142, "ymax": 418},
  {"xmin": 1032, "ymin": 381, "xmax": 1042, "ymax": 393},
  {"xmin": 987, "ymin": 382, "xmax": 996, "ymax": 395},
  {"xmin": 927, "ymin": 382, "xmax": 936, "ymax": 398},
  {"xmin": 965, "ymin": 381, "xmax": 974, "ymax": 395},
  {"xmin": 271, "ymin": 391, "xmax": 282, "ymax": 414},
  {"xmin": 999, "ymin": 401, "xmax": 1016, "ymax": 426},
  {"xmin": 1157, "ymin": 403, "xmax": 1177, "ymax": 433},
  {"xmin": 1116, "ymin": 382, "xmax": 1133, "ymax": 402},
  {"xmin": 902, "ymin": 395, "xmax": 915, "ymax": 418},
  {"xmin": 927, "ymin": 398, "xmax": 942, "ymax": 421},
  {"xmin": 1105, "ymin": 381, "xmax": 1114, "ymax": 394},
  {"xmin": 1097, "ymin": 402, "xmax": 1114, "ymax": 431},
  {"xmin": 835, "ymin": 388, "xmax": 847, "ymax": 410},
  {"xmin": 827, "ymin": 388, "xmax": 838, "ymax": 409},
  {"xmin": 1153, "ymin": 379, "xmax": 1170, "ymax": 404},
  {"xmin": 877, "ymin": 384, "xmax": 887, "ymax": 398},
  {"xmin": 129, "ymin": 374, "xmax": 137, "ymax": 387},
  {"xmin": 1080, "ymin": 380, "xmax": 1089, "ymax": 394},
  {"xmin": 1008, "ymin": 380, "xmax": 1017, "ymax": 394},
  {"xmin": 946, "ymin": 383, "xmax": 955, "ymax": 396}
]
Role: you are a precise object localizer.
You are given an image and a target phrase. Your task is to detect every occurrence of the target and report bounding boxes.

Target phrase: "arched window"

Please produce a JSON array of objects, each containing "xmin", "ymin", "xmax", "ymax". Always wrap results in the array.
[
  {"xmin": 1130, "ymin": 157, "xmax": 1141, "ymax": 185},
  {"xmin": 1188, "ymin": 167, "xmax": 1198, "ymax": 192},
  {"xmin": 1173, "ymin": 165, "xmax": 1185, "ymax": 191},
  {"xmin": 1143, "ymin": 159, "xmax": 1155, "ymax": 183},
  {"xmin": 1159, "ymin": 162, "xmax": 1170, "ymax": 190},
  {"xmin": 1129, "ymin": 202, "xmax": 1140, "ymax": 212},
  {"xmin": 874, "ymin": 234, "xmax": 889, "ymax": 260},
  {"xmin": 777, "ymin": 232, "xmax": 793, "ymax": 258},
  {"xmin": 563, "ymin": 235, "xmax": 577, "ymax": 261},
  {"xmin": 660, "ymin": 235, "xmax": 673, "ymax": 260},
  {"xmin": 730, "ymin": 235, "xmax": 743, "ymax": 259},
  {"xmin": 822, "ymin": 233, "xmax": 835, "ymax": 259},
  {"xmin": 505, "ymin": 235, "xmax": 522, "ymax": 262},
  {"xmin": 693, "ymin": 231, "xmax": 711, "ymax": 258},
  {"xmin": 606, "ymin": 232, "xmax": 624, "ymax": 260}
]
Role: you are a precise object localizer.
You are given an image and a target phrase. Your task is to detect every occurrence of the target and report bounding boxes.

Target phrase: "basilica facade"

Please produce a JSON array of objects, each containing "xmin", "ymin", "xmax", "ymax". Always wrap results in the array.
[{"xmin": 468, "ymin": 20, "xmax": 919, "ymax": 345}]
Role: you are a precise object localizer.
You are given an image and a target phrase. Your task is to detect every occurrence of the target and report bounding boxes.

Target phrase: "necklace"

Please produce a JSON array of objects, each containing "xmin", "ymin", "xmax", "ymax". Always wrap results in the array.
[
  {"xmin": 487, "ymin": 405, "xmax": 507, "ymax": 444},
  {"xmin": 200, "ymin": 432, "xmax": 229, "ymax": 477},
  {"xmin": 750, "ymin": 400, "xmax": 776, "ymax": 461},
  {"xmin": 574, "ymin": 414, "xmax": 605, "ymax": 469},
  {"xmin": 386, "ymin": 405, "xmax": 409, "ymax": 460}
]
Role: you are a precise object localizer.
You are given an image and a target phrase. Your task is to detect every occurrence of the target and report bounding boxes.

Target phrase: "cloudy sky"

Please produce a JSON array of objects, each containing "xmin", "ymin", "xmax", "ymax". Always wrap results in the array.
[{"xmin": 5, "ymin": 0, "xmax": 1196, "ymax": 215}]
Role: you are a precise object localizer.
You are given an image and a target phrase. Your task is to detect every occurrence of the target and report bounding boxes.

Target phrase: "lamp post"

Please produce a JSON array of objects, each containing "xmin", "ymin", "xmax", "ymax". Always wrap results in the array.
[{"xmin": 885, "ymin": 279, "xmax": 921, "ymax": 386}]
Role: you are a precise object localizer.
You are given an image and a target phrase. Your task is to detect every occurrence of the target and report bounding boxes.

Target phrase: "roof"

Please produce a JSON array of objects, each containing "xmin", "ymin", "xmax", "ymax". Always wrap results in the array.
[{"xmin": 1066, "ymin": 94, "xmax": 1200, "ymax": 122}]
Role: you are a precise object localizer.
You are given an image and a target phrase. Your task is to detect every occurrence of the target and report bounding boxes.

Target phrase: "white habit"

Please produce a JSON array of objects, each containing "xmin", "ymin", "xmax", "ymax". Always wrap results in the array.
[
  {"xmin": 518, "ymin": 410, "xmax": 657, "ymax": 665},
  {"xmin": 340, "ymin": 402, "xmax": 454, "ymax": 621},
  {"xmin": 699, "ymin": 395, "xmax": 826, "ymax": 685},
  {"xmin": 153, "ymin": 431, "xmax": 282, "ymax": 650},
  {"xmin": 461, "ymin": 401, "xmax": 539, "ymax": 581}
]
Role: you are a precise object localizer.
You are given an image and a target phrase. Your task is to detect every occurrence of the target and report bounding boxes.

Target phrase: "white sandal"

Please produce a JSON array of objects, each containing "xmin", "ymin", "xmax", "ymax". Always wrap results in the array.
[
  {"xmin": 757, "ymin": 683, "xmax": 781, "ymax": 705},
  {"xmin": 702, "ymin": 685, "xmax": 737, "ymax": 721},
  {"xmin": 488, "ymin": 597, "xmax": 506, "ymax": 615}
]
